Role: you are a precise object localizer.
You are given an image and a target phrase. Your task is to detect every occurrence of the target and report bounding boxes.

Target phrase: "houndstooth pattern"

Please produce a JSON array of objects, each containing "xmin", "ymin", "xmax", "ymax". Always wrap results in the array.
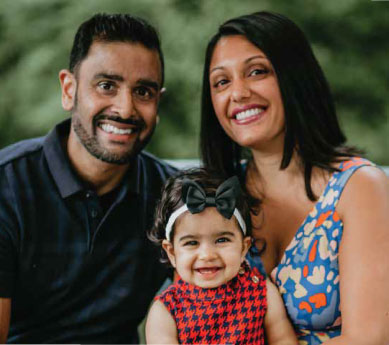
[{"xmin": 157, "ymin": 262, "xmax": 267, "ymax": 344}]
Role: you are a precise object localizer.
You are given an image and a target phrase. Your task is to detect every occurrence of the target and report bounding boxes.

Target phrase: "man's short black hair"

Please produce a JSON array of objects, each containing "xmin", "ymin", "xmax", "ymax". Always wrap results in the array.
[{"xmin": 69, "ymin": 13, "xmax": 164, "ymax": 86}]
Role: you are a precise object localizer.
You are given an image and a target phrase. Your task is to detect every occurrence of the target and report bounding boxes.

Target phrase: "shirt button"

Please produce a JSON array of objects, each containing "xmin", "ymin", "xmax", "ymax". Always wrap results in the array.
[
  {"xmin": 86, "ymin": 191, "xmax": 92, "ymax": 198},
  {"xmin": 252, "ymin": 275, "xmax": 259, "ymax": 284},
  {"xmin": 91, "ymin": 209, "xmax": 98, "ymax": 218}
]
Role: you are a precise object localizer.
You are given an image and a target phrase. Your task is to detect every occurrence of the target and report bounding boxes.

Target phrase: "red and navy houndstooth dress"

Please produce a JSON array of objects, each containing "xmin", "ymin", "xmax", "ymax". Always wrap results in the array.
[{"xmin": 156, "ymin": 262, "xmax": 267, "ymax": 344}]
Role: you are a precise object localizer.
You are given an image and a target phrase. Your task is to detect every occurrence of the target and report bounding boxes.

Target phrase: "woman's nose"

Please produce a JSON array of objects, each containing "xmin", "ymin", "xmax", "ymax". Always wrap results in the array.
[{"xmin": 230, "ymin": 78, "xmax": 251, "ymax": 102}]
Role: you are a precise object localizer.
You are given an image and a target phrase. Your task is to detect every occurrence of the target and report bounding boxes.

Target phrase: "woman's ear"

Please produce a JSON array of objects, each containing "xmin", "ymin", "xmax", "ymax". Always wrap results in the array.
[
  {"xmin": 59, "ymin": 69, "xmax": 77, "ymax": 111},
  {"xmin": 241, "ymin": 236, "xmax": 252, "ymax": 262},
  {"xmin": 162, "ymin": 239, "xmax": 176, "ymax": 268}
]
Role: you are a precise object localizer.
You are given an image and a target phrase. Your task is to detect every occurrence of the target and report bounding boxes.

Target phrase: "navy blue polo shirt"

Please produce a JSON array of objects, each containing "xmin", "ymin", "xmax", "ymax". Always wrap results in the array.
[{"xmin": 0, "ymin": 119, "xmax": 176, "ymax": 343}]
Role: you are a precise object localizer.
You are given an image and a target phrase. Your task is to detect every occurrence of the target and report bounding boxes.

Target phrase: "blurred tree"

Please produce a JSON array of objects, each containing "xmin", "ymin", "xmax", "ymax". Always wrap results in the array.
[{"xmin": 0, "ymin": 0, "xmax": 387, "ymax": 163}]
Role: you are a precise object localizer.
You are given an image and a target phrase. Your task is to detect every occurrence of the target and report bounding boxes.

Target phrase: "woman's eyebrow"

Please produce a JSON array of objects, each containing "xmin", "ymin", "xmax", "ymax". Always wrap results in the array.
[
  {"xmin": 210, "ymin": 54, "xmax": 267, "ymax": 74},
  {"xmin": 245, "ymin": 55, "xmax": 267, "ymax": 63}
]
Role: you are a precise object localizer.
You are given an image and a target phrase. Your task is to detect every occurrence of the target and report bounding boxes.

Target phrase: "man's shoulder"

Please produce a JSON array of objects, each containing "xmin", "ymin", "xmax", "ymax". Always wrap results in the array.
[
  {"xmin": 138, "ymin": 151, "xmax": 178, "ymax": 177},
  {"xmin": 0, "ymin": 136, "xmax": 45, "ymax": 168}
]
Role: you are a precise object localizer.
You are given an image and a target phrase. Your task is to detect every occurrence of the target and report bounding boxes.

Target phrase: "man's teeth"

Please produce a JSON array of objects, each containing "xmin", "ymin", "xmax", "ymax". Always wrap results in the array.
[
  {"xmin": 100, "ymin": 124, "xmax": 133, "ymax": 134},
  {"xmin": 235, "ymin": 108, "xmax": 264, "ymax": 121}
]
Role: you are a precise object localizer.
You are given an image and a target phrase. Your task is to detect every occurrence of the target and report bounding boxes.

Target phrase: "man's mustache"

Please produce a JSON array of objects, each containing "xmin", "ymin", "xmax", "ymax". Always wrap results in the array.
[{"xmin": 93, "ymin": 114, "xmax": 146, "ymax": 129}]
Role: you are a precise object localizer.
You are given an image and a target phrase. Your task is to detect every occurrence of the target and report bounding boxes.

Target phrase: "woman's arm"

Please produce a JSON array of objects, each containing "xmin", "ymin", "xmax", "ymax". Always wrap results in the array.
[
  {"xmin": 145, "ymin": 300, "xmax": 179, "ymax": 344},
  {"xmin": 0, "ymin": 298, "xmax": 11, "ymax": 344},
  {"xmin": 264, "ymin": 278, "xmax": 298, "ymax": 345},
  {"xmin": 328, "ymin": 166, "xmax": 389, "ymax": 345}
]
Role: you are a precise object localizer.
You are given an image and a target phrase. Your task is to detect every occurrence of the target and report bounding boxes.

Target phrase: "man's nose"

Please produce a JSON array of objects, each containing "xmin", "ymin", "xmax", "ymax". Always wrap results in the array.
[
  {"xmin": 112, "ymin": 90, "xmax": 134, "ymax": 119},
  {"xmin": 230, "ymin": 78, "xmax": 251, "ymax": 103}
]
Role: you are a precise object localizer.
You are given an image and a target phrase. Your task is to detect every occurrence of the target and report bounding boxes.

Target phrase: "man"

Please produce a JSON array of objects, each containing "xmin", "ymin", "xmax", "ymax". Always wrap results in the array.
[{"xmin": 0, "ymin": 13, "xmax": 176, "ymax": 343}]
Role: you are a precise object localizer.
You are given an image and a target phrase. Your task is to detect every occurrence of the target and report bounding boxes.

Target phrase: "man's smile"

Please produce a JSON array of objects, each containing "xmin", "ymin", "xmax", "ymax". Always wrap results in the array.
[{"xmin": 99, "ymin": 123, "xmax": 134, "ymax": 135}]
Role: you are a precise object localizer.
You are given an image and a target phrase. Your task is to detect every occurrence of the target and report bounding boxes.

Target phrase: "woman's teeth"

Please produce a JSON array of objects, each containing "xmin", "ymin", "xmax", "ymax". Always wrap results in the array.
[
  {"xmin": 235, "ymin": 108, "xmax": 264, "ymax": 120},
  {"xmin": 100, "ymin": 124, "xmax": 133, "ymax": 135}
]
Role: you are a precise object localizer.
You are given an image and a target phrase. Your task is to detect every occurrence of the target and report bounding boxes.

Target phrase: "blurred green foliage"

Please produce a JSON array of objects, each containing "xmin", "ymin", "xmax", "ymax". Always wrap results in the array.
[{"xmin": 0, "ymin": 0, "xmax": 388, "ymax": 163}]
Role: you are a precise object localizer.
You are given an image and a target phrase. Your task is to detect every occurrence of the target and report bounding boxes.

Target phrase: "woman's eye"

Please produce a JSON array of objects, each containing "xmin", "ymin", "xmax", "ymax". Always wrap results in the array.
[
  {"xmin": 213, "ymin": 79, "xmax": 229, "ymax": 88},
  {"xmin": 249, "ymin": 68, "xmax": 269, "ymax": 77}
]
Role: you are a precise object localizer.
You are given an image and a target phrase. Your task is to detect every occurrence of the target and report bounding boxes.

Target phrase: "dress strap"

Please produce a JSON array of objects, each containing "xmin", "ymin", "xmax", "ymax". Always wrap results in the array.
[{"xmin": 321, "ymin": 157, "xmax": 374, "ymax": 210}]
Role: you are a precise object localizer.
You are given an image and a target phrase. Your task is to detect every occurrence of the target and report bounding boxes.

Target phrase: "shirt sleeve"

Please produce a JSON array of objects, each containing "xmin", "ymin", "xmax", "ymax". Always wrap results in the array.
[{"xmin": 0, "ymin": 220, "xmax": 16, "ymax": 297}]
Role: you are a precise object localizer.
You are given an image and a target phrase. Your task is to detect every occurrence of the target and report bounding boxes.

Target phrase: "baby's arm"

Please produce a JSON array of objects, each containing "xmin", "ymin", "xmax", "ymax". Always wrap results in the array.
[
  {"xmin": 145, "ymin": 300, "xmax": 179, "ymax": 344},
  {"xmin": 264, "ymin": 278, "xmax": 298, "ymax": 345}
]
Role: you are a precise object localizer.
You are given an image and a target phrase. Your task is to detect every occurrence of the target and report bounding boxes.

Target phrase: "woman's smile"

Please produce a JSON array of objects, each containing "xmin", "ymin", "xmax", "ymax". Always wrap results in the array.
[{"xmin": 231, "ymin": 104, "xmax": 267, "ymax": 124}]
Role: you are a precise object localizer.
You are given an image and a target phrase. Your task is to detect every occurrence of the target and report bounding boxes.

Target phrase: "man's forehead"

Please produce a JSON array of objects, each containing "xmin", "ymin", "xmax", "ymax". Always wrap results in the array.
[{"xmin": 77, "ymin": 40, "xmax": 162, "ymax": 84}]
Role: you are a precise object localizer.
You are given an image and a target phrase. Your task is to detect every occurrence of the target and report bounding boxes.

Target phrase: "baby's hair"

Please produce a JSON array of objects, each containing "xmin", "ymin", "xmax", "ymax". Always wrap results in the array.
[{"xmin": 148, "ymin": 168, "xmax": 253, "ymax": 264}]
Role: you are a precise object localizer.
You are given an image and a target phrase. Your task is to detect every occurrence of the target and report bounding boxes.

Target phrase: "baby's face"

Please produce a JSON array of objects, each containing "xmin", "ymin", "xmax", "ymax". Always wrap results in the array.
[{"xmin": 163, "ymin": 207, "xmax": 251, "ymax": 288}]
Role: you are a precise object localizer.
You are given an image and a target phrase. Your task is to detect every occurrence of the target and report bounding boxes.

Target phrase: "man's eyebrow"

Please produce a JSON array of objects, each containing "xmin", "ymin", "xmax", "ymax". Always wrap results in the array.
[
  {"xmin": 92, "ymin": 74, "xmax": 160, "ymax": 90},
  {"xmin": 93, "ymin": 73, "xmax": 124, "ymax": 81},
  {"xmin": 137, "ymin": 79, "xmax": 160, "ymax": 91}
]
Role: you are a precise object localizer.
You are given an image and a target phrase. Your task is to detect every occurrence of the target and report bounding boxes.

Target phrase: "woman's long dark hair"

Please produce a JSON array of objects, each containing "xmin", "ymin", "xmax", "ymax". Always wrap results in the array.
[{"xmin": 200, "ymin": 11, "xmax": 360, "ymax": 200}]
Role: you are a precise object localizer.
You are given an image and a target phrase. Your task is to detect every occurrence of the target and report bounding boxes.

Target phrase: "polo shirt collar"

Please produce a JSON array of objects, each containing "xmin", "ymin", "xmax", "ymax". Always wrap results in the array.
[
  {"xmin": 43, "ymin": 118, "xmax": 140, "ymax": 199},
  {"xmin": 43, "ymin": 119, "xmax": 84, "ymax": 198}
]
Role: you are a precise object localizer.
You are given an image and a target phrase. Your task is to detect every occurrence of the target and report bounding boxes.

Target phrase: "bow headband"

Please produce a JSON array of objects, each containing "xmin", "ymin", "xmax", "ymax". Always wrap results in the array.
[{"xmin": 165, "ymin": 176, "xmax": 247, "ymax": 240}]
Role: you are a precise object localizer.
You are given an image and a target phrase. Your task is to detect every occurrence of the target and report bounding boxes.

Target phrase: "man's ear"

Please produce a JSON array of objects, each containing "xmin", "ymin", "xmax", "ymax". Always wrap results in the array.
[
  {"xmin": 162, "ymin": 239, "xmax": 176, "ymax": 268},
  {"xmin": 59, "ymin": 69, "xmax": 77, "ymax": 111},
  {"xmin": 156, "ymin": 87, "xmax": 166, "ymax": 103}
]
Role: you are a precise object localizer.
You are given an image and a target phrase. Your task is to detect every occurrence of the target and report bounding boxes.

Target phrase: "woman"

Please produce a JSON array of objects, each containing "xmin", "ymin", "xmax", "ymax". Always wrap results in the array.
[{"xmin": 200, "ymin": 11, "xmax": 389, "ymax": 344}]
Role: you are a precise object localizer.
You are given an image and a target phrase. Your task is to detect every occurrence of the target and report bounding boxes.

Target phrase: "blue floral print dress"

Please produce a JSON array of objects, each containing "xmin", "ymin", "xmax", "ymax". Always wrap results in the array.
[
  {"xmin": 270, "ymin": 157, "xmax": 374, "ymax": 344},
  {"xmin": 246, "ymin": 157, "xmax": 375, "ymax": 344}
]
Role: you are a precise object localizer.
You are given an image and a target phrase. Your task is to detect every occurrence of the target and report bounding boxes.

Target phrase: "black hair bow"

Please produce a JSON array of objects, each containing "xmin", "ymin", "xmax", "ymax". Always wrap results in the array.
[{"xmin": 181, "ymin": 176, "xmax": 241, "ymax": 219}]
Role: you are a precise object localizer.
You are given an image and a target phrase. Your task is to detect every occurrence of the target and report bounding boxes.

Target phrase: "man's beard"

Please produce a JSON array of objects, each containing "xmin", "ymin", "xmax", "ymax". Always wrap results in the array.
[{"xmin": 72, "ymin": 106, "xmax": 155, "ymax": 165}]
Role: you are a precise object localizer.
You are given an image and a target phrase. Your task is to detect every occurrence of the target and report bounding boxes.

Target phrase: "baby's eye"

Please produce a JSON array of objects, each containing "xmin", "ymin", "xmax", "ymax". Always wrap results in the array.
[
  {"xmin": 183, "ymin": 240, "xmax": 198, "ymax": 246},
  {"xmin": 216, "ymin": 237, "xmax": 230, "ymax": 244}
]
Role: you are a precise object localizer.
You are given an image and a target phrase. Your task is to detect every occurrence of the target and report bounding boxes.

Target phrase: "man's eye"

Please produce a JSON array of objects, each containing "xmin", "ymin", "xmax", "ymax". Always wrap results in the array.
[
  {"xmin": 98, "ymin": 82, "xmax": 115, "ymax": 91},
  {"xmin": 134, "ymin": 87, "xmax": 153, "ymax": 99}
]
